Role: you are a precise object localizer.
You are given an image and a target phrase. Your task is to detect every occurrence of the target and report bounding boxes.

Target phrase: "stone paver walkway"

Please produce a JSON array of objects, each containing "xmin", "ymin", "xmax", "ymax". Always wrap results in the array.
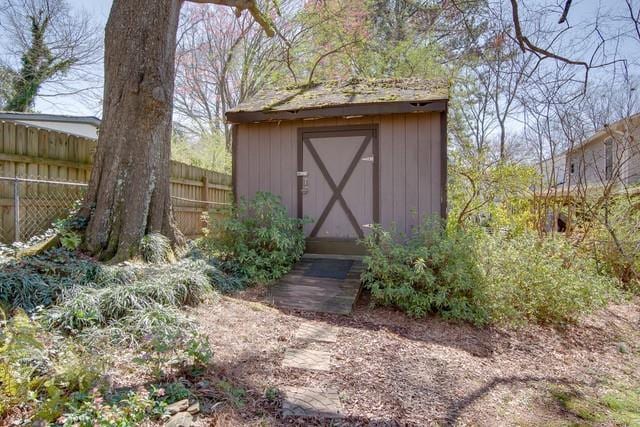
[
  {"xmin": 294, "ymin": 322, "xmax": 338, "ymax": 343},
  {"xmin": 281, "ymin": 322, "xmax": 344, "ymax": 419},
  {"xmin": 282, "ymin": 348, "xmax": 332, "ymax": 371},
  {"xmin": 282, "ymin": 387, "xmax": 343, "ymax": 418}
]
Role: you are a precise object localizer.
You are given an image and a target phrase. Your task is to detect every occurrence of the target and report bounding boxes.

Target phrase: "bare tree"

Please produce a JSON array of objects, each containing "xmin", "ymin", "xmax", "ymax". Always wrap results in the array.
[
  {"xmin": 0, "ymin": 0, "xmax": 102, "ymax": 111},
  {"xmin": 174, "ymin": 1, "xmax": 285, "ymax": 148}
]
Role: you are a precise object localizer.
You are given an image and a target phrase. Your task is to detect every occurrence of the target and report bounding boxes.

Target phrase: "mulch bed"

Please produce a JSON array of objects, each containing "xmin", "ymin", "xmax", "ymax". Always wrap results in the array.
[{"xmin": 187, "ymin": 288, "xmax": 640, "ymax": 426}]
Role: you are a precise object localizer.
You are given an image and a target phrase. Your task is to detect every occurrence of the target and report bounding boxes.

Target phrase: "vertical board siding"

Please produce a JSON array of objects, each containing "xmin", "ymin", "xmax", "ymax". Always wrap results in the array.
[
  {"xmin": 0, "ymin": 121, "xmax": 231, "ymax": 243},
  {"xmin": 430, "ymin": 114, "xmax": 441, "ymax": 216},
  {"xmin": 392, "ymin": 114, "xmax": 406, "ymax": 234},
  {"xmin": 404, "ymin": 114, "xmax": 419, "ymax": 231},
  {"xmin": 235, "ymin": 112, "xmax": 444, "ymax": 237}
]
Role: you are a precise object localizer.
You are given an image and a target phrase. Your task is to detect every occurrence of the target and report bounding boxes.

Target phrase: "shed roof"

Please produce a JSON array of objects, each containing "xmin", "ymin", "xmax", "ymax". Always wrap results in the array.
[{"xmin": 226, "ymin": 77, "xmax": 449, "ymax": 123}]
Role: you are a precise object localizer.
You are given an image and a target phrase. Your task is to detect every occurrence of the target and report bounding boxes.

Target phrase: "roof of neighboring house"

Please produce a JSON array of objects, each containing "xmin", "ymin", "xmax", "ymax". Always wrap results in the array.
[
  {"xmin": 226, "ymin": 77, "xmax": 449, "ymax": 123},
  {"xmin": 539, "ymin": 112, "xmax": 640, "ymax": 164},
  {"xmin": 0, "ymin": 112, "xmax": 101, "ymax": 127},
  {"xmin": 565, "ymin": 112, "xmax": 640, "ymax": 155}
]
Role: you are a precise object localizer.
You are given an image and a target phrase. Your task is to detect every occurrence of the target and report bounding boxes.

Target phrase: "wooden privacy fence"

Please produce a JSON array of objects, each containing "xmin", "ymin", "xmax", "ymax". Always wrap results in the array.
[{"xmin": 0, "ymin": 120, "xmax": 232, "ymax": 243}]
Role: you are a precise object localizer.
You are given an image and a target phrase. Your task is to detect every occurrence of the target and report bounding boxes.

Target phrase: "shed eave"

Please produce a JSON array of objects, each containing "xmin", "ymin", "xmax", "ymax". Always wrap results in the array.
[{"xmin": 225, "ymin": 99, "xmax": 447, "ymax": 124}]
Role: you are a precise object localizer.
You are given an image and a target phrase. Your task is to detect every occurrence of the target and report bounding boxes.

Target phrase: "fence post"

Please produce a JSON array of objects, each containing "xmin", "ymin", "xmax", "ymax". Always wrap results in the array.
[
  {"xmin": 201, "ymin": 175, "xmax": 209, "ymax": 229},
  {"xmin": 13, "ymin": 176, "xmax": 20, "ymax": 242}
]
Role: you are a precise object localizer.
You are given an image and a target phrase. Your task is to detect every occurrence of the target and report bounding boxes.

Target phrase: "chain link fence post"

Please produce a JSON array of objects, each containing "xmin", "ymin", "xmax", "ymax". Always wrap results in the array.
[{"xmin": 13, "ymin": 176, "xmax": 20, "ymax": 242}]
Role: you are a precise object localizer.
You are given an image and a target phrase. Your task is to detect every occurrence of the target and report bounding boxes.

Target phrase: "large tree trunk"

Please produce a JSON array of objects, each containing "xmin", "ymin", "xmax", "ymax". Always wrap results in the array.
[{"xmin": 81, "ymin": 0, "xmax": 184, "ymax": 262}]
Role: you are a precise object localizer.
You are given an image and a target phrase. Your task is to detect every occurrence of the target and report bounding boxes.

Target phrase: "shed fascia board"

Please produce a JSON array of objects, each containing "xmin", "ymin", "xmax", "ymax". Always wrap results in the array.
[{"xmin": 226, "ymin": 100, "xmax": 447, "ymax": 124}]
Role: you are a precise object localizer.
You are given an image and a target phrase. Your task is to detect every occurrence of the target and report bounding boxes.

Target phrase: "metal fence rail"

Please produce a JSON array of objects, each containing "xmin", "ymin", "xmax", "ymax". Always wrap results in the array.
[{"xmin": 0, "ymin": 176, "xmax": 231, "ymax": 244}]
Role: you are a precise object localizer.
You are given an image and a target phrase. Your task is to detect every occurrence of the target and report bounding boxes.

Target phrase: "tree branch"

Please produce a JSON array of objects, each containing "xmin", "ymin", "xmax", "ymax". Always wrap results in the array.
[
  {"xmin": 558, "ymin": 0, "xmax": 572, "ymax": 24},
  {"xmin": 186, "ymin": 0, "xmax": 275, "ymax": 36}
]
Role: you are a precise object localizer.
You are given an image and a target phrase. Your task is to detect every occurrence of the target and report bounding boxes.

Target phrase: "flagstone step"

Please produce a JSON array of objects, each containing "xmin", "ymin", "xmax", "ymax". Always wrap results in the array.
[
  {"xmin": 282, "ymin": 348, "xmax": 331, "ymax": 371},
  {"xmin": 294, "ymin": 322, "xmax": 338, "ymax": 343},
  {"xmin": 282, "ymin": 387, "xmax": 343, "ymax": 418}
]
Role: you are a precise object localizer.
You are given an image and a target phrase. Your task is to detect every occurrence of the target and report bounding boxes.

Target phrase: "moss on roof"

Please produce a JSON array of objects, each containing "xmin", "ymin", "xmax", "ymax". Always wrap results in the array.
[{"xmin": 228, "ymin": 77, "xmax": 449, "ymax": 113}]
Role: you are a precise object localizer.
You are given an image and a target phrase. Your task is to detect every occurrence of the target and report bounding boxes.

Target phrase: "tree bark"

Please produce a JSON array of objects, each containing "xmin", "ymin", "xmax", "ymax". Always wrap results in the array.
[{"xmin": 80, "ymin": 0, "xmax": 184, "ymax": 262}]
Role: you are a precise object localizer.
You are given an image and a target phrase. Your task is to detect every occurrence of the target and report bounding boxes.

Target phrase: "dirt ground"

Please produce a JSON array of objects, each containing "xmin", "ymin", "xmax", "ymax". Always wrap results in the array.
[{"xmin": 181, "ymin": 289, "xmax": 640, "ymax": 426}]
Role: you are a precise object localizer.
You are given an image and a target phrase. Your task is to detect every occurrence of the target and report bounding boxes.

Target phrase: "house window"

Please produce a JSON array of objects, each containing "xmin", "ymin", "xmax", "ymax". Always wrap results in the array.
[{"xmin": 605, "ymin": 138, "xmax": 613, "ymax": 180}]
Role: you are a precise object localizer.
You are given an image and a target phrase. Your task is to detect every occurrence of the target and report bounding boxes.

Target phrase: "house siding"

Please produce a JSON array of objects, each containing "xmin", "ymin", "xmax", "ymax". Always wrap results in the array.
[{"xmin": 234, "ymin": 113, "xmax": 443, "ymax": 236}]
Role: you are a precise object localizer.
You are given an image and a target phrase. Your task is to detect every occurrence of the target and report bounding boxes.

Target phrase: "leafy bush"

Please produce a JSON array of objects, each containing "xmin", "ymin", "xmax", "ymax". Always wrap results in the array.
[
  {"xmin": 362, "ymin": 221, "xmax": 620, "ymax": 325},
  {"xmin": 581, "ymin": 195, "xmax": 640, "ymax": 293},
  {"xmin": 362, "ymin": 221, "xmax": 488, "ymax": 324},
  {"xmin": 477, "ymin": 233, "xmax": 620, "ymax": 324},
  {"xmin": 200, "ymin": 192, "xmax": 306, "ymax": 284},
  {"xmin": 0, "ymin": 311, "xmax": 105, "ymax": 422},
  {"xmin": 58, "ymin": 387, "xmax": 167, "ymax": 427}
]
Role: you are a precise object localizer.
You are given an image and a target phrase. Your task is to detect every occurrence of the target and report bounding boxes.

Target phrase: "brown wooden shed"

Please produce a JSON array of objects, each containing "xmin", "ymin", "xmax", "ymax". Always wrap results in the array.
[{"xmin": 226, "ymin": 78, "xmax": 449, "ymax": 255}]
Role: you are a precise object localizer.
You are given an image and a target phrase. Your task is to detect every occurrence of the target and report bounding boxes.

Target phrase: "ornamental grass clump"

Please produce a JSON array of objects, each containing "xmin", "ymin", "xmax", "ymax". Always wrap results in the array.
[
  {"xmin": 140, "ymin": 232, "xmax": 174, "ymax": 264},
  {"xmin": 43, "ymin": 259, "xmax": 214, "ymax": 338},
  {"xmin": 0, "ymin": 249, "xmax": 99, "ymax": 313}
]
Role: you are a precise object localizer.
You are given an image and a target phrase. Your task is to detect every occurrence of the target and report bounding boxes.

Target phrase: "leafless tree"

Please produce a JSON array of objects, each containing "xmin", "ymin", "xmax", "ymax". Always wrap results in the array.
[
  {"xmin": 174, "ymin": 1, "xmax": 287, "ymax": 147},
  {"xmin": 0, "ymin": 0, "xmax": 102, "ymax": 111}
]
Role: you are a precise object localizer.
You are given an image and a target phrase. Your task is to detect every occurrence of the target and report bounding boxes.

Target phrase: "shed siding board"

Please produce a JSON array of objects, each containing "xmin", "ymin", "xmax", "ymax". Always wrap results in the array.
[
  {"xmin": 235, "ymin": 112, "xmax": 443, "ymax": 235},
  {"xmin": 430, "ymin": 114, "xmax": 441, "ymax": 215},
  {"xmin": 417, "ymin": 111, "xmax": 430, "ymax": 219},
  {"xmin": 379, "ymin": 116, "xmax": 394, "ymax": 229},
  {"xmin": 236, "ymin": 125, "xmax": 249, "ymax": 198},
  {"xmin": 405, "ymin": 114, "xmax": 419, "ymax": 231},
  {"xmin": 392, "ymin": 115, "xmax": 406, "ymax": 233}
]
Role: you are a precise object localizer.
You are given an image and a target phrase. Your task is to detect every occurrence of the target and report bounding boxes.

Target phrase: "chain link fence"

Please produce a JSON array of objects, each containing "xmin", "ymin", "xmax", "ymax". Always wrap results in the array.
[
  {"xmin": 0, "ymin": 176, "xmax": 231, "ymax": 244},
  {"xmin": 0, "ymin": 176, "xmax": 87, "ymax": 244}
]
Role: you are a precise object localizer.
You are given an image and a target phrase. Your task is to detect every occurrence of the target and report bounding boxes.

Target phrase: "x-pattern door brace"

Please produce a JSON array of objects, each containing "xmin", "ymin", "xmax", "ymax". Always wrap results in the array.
[{"xmin": 304, "ymin": 135, "xmax": 372, "ymax": 239}]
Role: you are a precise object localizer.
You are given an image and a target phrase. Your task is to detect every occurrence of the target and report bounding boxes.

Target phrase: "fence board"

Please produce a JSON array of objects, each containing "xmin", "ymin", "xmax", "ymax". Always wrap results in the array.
[{"xmin": 0, "ymin": 120, "xmax": 232, "ymax": 243}]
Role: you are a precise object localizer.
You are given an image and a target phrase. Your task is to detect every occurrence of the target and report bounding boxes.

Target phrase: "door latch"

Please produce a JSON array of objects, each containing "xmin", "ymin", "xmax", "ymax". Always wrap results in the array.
[
  {"xmin": 361, "ymin": 156, "xmax": 374, "ymax": 162},
  {"xmin": 297, "ymin": 171, "xmax": 309, "ymax": 194}
]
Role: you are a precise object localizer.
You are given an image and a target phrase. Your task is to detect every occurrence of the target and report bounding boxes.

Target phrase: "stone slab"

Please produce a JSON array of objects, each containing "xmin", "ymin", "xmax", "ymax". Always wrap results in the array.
[
  {"xmin": 295, "ymin": 322, "xmax": 338, "ymax": 343},
  {"xmin": 282, "ymin": 387, "xmax": 343, "ymax": 418},
  {"xmin": 282, "ymin": 348, "xmax": 331, "ymax": 371}
]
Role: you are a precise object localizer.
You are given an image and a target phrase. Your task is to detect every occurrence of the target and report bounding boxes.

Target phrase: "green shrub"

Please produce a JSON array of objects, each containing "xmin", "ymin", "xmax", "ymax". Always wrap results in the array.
[
  {"xmin": 362, "ymin": 221, "xmax": 488, "ymax": 324},
  {"xmin": 58, "ymin": 387, "xmax": 167, "ymax": 427},
  {"xmin": 477, "ymin": 233, "xmax": 620, "ymax": 324},
  {"xmin": 53, "ymin": 203, "xmax": 87, "ymax": 252},
  {"xmin": 362, "ymin": 221, "xmax": 621, "ymax": 325},
  {"xmin": 200, "ymin": 192, "xmax": 307, "ymax": 284},
  {"xmin": 582, "ymin": 195, "xmax": 640, "ymax": 293},
  {"xmin": 0, "ymin": 311, "xmax": 105, "ymax": 422}
]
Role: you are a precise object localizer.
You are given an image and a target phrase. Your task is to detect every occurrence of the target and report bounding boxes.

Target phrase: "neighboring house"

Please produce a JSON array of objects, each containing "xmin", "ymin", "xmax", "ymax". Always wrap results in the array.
[
  {"xmin": 541, "ymin": 113, "xmax": 640, "ymax": 190},
  {"xmin": 227, "ymin": 78, "xmax": 448, "ymax": 255},
  {"xmin": 539, "ymin": 152, "xmax": 567, "ymax": 188},
  {"xmin": 0, "ymin": 112, "xmax": 101, "ymax": 139}
]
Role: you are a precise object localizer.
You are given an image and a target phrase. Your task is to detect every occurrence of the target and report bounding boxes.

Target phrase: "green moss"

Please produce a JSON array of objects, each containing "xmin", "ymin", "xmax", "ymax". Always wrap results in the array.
[{"xmin": 550, "ymin": 384, "xmax": 640, "ymax": 425}]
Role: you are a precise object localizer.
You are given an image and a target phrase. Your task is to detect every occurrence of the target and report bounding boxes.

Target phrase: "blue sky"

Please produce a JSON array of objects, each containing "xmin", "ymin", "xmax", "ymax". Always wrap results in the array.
[{"xmin": 26, "ymin": 0, "xmax": 640, "ymax": 117}]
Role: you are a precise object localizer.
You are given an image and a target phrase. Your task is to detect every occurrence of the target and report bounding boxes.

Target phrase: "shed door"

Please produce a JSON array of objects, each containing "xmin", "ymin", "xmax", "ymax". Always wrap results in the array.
[{"xmin": 298, "ymin": 127, "xmax": 378, "ymax": 241}]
